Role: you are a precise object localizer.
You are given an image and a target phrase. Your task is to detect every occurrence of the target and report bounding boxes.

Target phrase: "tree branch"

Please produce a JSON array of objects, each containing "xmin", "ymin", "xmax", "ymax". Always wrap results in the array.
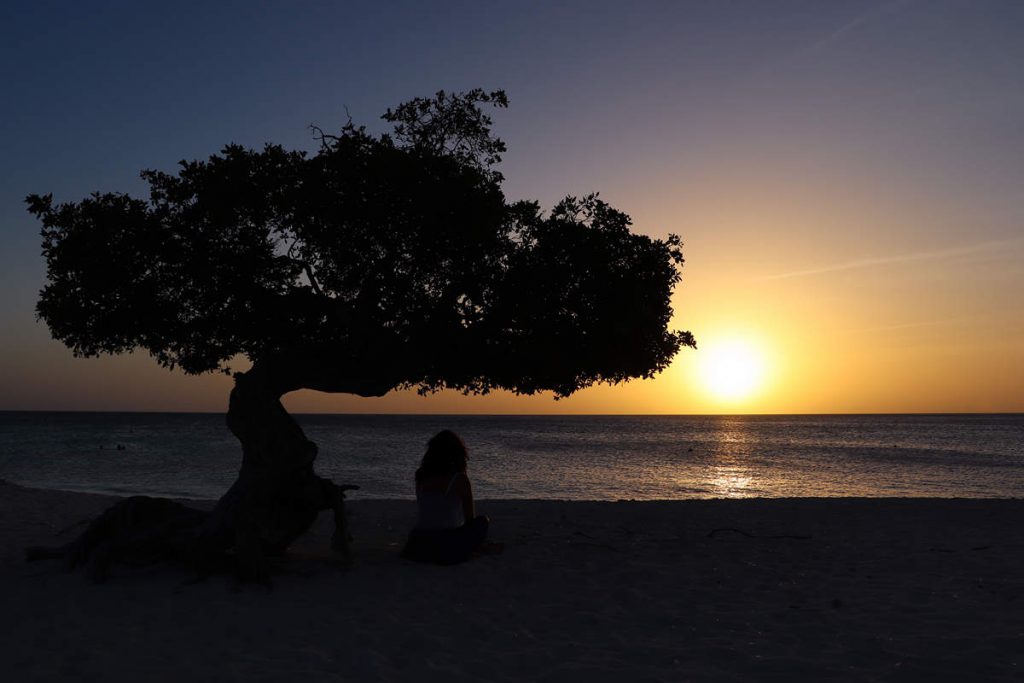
[
  {"xmin": 309, "ymin": 124, "xmax": 341, "ymax": 150},
  {"xmin": 254, "ymin": 348, "xmax": 410, "ymax": 398},
  {"xmin": 303, "ymin": 263, "xmax": 323, "ymax": 296}
]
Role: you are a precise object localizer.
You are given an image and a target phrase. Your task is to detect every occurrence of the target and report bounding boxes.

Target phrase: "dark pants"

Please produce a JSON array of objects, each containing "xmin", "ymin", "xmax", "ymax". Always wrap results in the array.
[{"xmin": 401, "ymin": 516, "xmax": 489, "ymax": 565}]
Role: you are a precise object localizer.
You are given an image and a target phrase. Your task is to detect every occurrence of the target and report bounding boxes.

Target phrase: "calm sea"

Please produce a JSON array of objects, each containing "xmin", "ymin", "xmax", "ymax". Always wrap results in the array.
[{"xmin": 0, "ymin": 412, "xmax": 1021, "ymax": 500}]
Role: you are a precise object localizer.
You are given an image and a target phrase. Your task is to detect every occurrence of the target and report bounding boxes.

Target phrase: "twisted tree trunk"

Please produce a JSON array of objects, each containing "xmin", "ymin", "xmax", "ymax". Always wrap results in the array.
[
  {"xmin": 26, "ymin": 358, "xmax": 377, "ymax": 582},
  {"xmin": 191, "ymin": 363, "xmax": 356, "ymax": 580}
]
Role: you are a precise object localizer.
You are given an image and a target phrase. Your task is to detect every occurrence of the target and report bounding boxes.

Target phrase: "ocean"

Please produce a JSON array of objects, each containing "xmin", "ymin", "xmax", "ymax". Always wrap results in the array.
[{"xmin": 0, "ymin": 412, "xmax": 1021, "ymax": 500}]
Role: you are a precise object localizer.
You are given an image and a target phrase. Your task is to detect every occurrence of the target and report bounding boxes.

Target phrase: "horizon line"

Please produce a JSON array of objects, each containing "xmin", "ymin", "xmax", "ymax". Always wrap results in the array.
[{"xmin": 1, "ymin": 409, "xmax": 1021, "ymax": 417}]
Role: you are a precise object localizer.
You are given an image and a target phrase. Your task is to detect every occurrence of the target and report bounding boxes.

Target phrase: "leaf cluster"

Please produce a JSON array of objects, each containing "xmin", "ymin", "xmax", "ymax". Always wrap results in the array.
[{"xmin": 29, "ymin": 90, "xmax": 693, "ymax": 397}]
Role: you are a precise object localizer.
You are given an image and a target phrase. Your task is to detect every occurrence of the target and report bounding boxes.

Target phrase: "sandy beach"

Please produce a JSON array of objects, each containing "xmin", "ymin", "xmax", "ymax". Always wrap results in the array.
[{"xmin": 1, "ymin": 480, "xmax": 1021, "ymax": 682}]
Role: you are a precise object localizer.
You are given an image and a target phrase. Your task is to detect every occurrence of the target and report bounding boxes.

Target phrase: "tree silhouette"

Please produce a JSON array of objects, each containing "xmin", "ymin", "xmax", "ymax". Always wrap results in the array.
[{"xmin": 25, "ymin": 89, "xmax": 694, "ymax": 580}]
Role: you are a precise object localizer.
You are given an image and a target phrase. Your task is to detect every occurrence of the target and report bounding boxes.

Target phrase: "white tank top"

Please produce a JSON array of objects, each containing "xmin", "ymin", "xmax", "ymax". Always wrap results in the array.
[{"xmin": 416, "ymin": 473, "xmax": 464, "ymax": 529}]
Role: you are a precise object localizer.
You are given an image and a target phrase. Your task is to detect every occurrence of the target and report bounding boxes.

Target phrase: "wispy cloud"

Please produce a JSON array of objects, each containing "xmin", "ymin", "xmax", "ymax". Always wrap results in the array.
[
  {"xmin": 852, "ymin": 316, "xmax": 973, "ymax": 334},
  {"xmin": 763, "ymin": 237, "xmax": 1024, "ymax": 281},
  {"xmin": 752, "ymin": 0, "xmax": 915, "ymax": 81},
  {"xmin": 801, "ymin": 0, "xmax": 914, "ymax": 57}
]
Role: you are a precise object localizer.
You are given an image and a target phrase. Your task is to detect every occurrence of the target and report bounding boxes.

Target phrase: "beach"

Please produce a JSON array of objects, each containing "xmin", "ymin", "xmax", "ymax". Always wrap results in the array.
[{"xmin": 1, "ymin": 480, "xmax": 1021, "ymax": 682}]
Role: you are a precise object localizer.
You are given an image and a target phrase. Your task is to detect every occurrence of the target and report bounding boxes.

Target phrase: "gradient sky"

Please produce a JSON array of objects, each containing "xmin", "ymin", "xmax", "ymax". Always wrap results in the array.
[{"xmin": 2, "ymin": 0, "xmax": 1022, "ymax": 414}]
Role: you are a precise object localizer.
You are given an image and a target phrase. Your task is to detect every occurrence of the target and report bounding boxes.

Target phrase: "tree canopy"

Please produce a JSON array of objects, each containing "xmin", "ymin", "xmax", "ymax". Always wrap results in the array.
[{"xmin": 28, "ymin": 89, "xmax": 694, "ymax": 399}]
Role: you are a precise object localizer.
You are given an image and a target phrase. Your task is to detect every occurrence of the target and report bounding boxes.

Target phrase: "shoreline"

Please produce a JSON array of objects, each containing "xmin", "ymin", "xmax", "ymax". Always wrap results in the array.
[
  {"xmin": 2, "ymin": 481, "xmax": 1022, "ymax": 680},
  {"xmin": 5, "ymin": 478, "xmax": 1022, "ymax": 504}
]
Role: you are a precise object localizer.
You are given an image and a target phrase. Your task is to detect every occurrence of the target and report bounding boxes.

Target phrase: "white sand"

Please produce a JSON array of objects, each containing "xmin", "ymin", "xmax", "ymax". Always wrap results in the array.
[{"xmin": 1, "ymin": 480, "xmax": 1022, "ymax": 681}]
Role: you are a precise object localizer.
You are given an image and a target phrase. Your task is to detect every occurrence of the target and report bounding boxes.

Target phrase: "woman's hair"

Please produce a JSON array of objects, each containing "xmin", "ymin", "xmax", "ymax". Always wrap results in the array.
[{"xmin": 415, "ymin": 430, "xmax": 468, "ymax": 483}]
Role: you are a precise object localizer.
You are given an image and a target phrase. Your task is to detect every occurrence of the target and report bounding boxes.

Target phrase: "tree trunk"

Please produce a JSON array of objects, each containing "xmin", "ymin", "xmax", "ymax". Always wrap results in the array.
[
  {"xmin": 26, "ymin": 360, "xmax": 363, "ymax": 583},
  {"xmin": 199, "ymin": 362, "xmax": 358, "ymax": 581}
]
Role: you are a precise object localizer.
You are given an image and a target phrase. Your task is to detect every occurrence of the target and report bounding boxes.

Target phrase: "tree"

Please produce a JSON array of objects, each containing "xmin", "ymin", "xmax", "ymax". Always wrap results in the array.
[{"xmin": 25, "ymin": 89, "xmax": 695, "ymax": 580}]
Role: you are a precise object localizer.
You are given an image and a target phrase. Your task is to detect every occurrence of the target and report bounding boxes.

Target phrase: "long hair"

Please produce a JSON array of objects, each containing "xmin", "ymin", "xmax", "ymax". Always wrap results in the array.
[{"xmin": 415, "ymin": 430, "xmax": 468, "ymax": 483}]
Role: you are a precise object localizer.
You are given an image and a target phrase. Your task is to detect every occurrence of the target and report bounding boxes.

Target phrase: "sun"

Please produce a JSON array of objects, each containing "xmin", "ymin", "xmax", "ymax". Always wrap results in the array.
[{"xmin": 697, "ymin": 338, "xmax": 766, "ymax": 401}]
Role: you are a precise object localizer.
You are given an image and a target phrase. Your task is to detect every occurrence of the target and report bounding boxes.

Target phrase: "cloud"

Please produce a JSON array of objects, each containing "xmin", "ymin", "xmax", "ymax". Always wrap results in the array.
[
  {"xmin": 763, "ymin": 237, "xmax": 1024, "ymax": 281},
  {"xmin": 852, "ymin": 316, "xmax": 972, "ymax": 334},
  {"xmin": 752, "ymin": 0, "xmax": 915, "ymax": 81},
  {"xmin": 801, "ymin": 0, "xmax": 914, "ymax": 57}
]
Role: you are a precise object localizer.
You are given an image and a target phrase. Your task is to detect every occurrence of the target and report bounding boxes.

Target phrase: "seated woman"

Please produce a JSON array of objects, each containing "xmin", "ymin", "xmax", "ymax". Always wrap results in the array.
[{"xmin": 402, "ymin": 430, "xmax": 489, "ymax": 565}]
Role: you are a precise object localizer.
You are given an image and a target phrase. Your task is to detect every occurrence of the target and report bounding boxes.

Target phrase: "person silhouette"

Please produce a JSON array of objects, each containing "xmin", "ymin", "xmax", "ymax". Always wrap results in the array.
[{"xmin": 401, "ymin": 430, "xmax": 489, "ymax": 564}]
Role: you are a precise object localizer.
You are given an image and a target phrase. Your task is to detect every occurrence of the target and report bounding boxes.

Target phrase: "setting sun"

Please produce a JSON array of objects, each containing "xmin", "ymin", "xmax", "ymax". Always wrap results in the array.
[{"xmin": 697, "ymin": 339, "xmax": 766, "ymax": 402}]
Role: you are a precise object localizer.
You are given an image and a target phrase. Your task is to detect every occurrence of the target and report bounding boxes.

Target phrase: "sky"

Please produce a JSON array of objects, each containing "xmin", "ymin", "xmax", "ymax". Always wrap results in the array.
[{"xmin": 1, "ymin": 0, "xmax": 1022, "ymax": 414}]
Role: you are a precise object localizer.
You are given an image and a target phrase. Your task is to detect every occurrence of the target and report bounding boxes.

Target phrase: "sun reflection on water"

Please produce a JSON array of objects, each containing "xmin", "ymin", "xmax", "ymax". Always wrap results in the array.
[
  {"xmin": 708, "ymin": 465, "xmax": 755, "ymax": 497},
  {"xmin": 704, "ymin": 418, "xmax": 760, "ymax": 498}
]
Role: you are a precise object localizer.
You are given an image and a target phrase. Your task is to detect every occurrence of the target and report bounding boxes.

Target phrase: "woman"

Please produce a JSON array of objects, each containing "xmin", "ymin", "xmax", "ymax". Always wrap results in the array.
[{"xmin": 402, "ymin": 430, "xmax": 489, "ymax": 565}]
